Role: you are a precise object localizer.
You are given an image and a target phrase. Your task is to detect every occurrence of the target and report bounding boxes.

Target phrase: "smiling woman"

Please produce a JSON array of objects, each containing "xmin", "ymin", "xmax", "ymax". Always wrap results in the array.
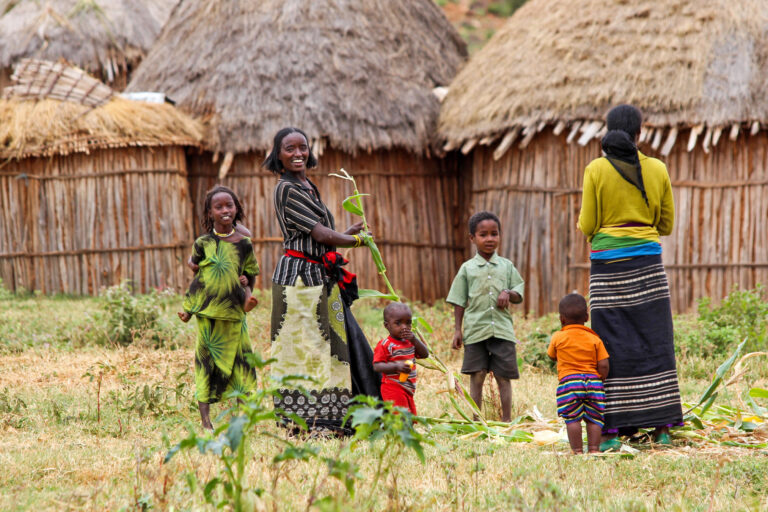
[{"xmin": 263, "ymin": 127, "xmax": 380, "ymax": 435}]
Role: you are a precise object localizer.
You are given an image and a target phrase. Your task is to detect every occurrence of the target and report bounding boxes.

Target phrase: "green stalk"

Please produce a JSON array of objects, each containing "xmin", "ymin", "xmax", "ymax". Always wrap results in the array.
[
  {"xmin": 331, "ymin": 169, "xmax": 488, "ymax": 426},
  {"xmin": 330, "ymin": 169, "xmax": 399, "ymax": 299}
]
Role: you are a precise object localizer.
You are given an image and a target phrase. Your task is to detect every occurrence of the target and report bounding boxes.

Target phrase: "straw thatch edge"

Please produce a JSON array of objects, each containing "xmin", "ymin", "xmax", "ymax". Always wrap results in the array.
[
  {"xmin": 0, "ymin": 96, "xmax": 204, "ymax": 160},
  {"xmin": 445, "ymin": 119, "xmax": 768, "ymax": 160}
]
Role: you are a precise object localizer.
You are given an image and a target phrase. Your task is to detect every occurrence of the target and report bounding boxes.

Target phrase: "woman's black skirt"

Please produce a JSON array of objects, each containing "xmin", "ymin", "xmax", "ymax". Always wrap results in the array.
[{"xmin": 589, "ymin": 254, "xmax": 683, "ymax": 433}]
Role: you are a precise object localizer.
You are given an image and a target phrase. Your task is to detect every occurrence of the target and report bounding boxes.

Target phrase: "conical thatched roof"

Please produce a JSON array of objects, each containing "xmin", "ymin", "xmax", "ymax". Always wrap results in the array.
[
  {"xmin": 127, "ymin": 0, "xmax": 467, "ymax": 155},
  {"xmin": 439, "ymin": 0, "xmax": 768, "ymax": 155},
  {"xmin": 0, "ymin": 0, "xmax": 177, "ymax": 83}
]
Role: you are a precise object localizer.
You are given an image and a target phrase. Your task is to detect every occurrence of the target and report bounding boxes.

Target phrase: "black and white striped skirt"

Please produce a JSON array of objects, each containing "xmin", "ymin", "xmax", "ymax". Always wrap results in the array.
[{"xmin": 589, "ymin": 254, "xmax": 683, "ymax": 433}]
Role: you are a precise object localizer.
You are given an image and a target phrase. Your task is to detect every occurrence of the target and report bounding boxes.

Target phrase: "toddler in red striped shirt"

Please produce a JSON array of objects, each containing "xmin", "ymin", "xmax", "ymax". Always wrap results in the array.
[{"xmin": 373, "ymin": 302, "xmax": 429, "ymax": 414}]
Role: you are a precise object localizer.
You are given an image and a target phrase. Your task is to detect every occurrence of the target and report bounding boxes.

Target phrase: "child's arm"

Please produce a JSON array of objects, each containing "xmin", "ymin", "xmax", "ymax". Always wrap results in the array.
[
  {"xmin": 547, "ymin": 337, "xmax": 557, "ymax": 361},
  {"xmin": 497, "ymin": 289, "xmax": 522, "ymax": 308},
  {"xmin": 499, "ymin": 263, "xmax": 524, "ymax": 308},
  {"xmin": 597, "ymin": 358, "xmax": 609, "ymax": 381},
  {"xmin": 187, "ymin": 257, "xmax": 199, "ymax": 273},
  {"xmin": 451, "ymin": 305, "xmax": 464, "ymax": 350},
  {"xmin": 373, "ymin": 361, "xmax": 413, "ymax": 374},
  {"xmin": 403, "ymin": 330, "xmax": 429, "ymax": 359},
  {"xmin": 187, "ymin": 238, "xmax": 205, "ymax": 273},
  {"xmin": 240, "ymin": 240, "xmax": 260, "ymax": 288}
]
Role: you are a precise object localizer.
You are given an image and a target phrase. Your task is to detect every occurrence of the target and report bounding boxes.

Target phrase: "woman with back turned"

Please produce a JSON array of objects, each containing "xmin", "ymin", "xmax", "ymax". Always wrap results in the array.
[{"xmin": 578, "ymin": 104, "xmax": 683, "ymax": 450}]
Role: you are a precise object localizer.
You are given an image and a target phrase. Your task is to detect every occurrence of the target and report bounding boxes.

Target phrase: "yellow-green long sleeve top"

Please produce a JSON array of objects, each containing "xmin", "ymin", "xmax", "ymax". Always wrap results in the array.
[{"xmin": 578, "ymin": 151, "xmax": 675, "ymax": 255}]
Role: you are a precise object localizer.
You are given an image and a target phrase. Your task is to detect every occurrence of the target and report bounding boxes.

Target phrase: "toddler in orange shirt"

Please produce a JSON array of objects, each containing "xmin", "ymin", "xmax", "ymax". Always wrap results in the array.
[{"xmin": 548, "ymin": 293, "xmax": 610, "ymax": 454}]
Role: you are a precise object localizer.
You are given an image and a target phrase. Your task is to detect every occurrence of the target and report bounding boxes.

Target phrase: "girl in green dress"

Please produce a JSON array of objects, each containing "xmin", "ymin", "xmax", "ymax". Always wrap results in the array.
[{"xmin": 178, "ymin": 186, "xmax": 260, "ymax": 430}]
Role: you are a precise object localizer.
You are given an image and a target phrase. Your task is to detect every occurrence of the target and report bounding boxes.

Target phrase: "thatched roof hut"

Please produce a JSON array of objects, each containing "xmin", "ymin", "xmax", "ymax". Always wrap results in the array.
[
  {"xmin": 0, "ymin": 60, "xmax": 203, "ymax": 294},
  {"xmin": 128, "ymin": 0, "xmax": 469, "ymax": 302},
  {"xmin": 0, "ymin": 0, "xmax": 177, "ymax": 89},
  {"xmin": 438, "ymin": 0, "xmax": 768, "ymax": 314}
]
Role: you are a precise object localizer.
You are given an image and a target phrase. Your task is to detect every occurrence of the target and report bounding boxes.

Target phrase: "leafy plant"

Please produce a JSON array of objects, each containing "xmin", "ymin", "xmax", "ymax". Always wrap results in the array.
[
  {"xmin": 163, "ymin": 353, "xmax": 360, "ymax": 511},
  {"xmin": 110, "ymin": 377, "xmax": 193, "ymax": 418},
  {"xmin": 91, "ymin": 282, "xmax": 180, "ymax": 346},
  {"xmin": 0, "ymin": 387, "xmax": 27, "ymax": 414},
  {"xmin": 697, "ymin": 285, "xmax": 768, "ymax": 355},
  {"xmin": 345, "ymin": 396, "xmax": 433, "ymax": 510}
]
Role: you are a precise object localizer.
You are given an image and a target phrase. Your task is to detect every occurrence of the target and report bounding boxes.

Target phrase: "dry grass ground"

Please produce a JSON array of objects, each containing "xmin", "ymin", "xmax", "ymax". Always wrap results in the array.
[{"xmin": 1, "ymin": 291, "xmax": 767, "ymax": 511}]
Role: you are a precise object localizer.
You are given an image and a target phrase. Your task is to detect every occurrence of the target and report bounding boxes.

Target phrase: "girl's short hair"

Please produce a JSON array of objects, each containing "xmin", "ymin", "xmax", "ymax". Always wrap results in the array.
[
  {"xmin": 606, "ymin": 104, "xmax": 643, "ymax": 138},
  {"xmin": 468, "ymin": 211, "xmax": 501, "ymax": 235},
  {"xmin": 262, "ymin": 127, "xmax": 318, "ymax": 175},
  {"xmin": 201, "ymin": 185, "xmax": 245, "ymax": 233}
]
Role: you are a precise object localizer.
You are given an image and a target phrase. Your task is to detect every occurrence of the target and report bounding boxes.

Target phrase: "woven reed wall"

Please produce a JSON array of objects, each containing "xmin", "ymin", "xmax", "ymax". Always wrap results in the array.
[
  {"xmin": 0, "ymin": 146, "xmax": 193, "ymax": 294},
  {"xmin": 470, "ymin": 129, "xmax": 768, "ymax": 315},
  {"xmin": 186, "ymin": 149, "xmax": 469, "ymax": 302}
]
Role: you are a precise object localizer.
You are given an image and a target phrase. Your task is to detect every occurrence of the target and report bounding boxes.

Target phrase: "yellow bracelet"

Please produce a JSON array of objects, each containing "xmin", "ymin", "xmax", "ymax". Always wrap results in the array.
[{"xmin": 352, "ymin": 234, "xmax": 361, "ymax": 247}]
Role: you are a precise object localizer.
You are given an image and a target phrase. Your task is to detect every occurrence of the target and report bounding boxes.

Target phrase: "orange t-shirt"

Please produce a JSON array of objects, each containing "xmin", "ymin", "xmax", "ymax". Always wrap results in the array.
[{"xmin": 547, "ymin": 324, "xmax": 609, "ymax": 380}]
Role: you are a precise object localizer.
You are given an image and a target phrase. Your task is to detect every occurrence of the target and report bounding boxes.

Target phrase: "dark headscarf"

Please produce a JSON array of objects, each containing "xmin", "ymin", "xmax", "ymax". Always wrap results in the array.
[{"xmin": 601, "ymin": 129, "xmax": 649, "ymax": 206}]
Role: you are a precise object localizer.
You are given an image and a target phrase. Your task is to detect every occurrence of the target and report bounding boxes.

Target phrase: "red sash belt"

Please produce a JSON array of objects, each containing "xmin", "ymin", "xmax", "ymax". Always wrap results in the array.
[
  {"xmin": 285, "ymin": 249, "xmax": 356, "ymax": 290},
  {"xmin": 285, "ymin": 249, "xmax": 321, "ymax": 264}
]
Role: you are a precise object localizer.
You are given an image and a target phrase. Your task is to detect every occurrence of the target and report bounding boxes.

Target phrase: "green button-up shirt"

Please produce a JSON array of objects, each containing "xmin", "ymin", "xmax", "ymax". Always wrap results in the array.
[{"xmin": 446, "ymin": 252, "xmax": 525, "ymax": 345}]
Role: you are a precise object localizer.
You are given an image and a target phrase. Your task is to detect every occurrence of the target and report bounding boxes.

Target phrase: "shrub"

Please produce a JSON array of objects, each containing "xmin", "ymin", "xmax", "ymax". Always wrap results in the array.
[
  {"xmin": 697, "ymin": 285, "xmax": 768, "ymax": 355},
  {"xmin": 676, "ymin": 285, "xmax": 768, "ymax": 358},
  {"xmin": 518, "ymin": 314, "xmax": 558, "ymax": 371},
  {"xmin": 93, "ymin": 282, "xmax": 181, "ymax": 347}
]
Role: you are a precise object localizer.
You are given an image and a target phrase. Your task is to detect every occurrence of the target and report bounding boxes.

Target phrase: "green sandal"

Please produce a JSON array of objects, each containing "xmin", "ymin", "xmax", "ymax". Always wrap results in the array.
[
  {"xmin": 654, "ymin": 432, "xmax": 671, "ymax": 445},
  {"xmin": 599, "ymin": 437, "xmax": 622, "ymax": 452}
]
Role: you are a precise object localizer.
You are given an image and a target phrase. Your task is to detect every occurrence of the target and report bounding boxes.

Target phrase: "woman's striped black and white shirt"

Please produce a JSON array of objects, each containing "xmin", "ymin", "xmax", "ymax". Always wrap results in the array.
[{"xmin": 272, "ymin": 174, "xmax": 335, "ymax": 287}]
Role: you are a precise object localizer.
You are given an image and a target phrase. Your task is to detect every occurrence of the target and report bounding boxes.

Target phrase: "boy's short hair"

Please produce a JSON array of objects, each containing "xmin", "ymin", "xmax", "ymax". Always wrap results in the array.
[
  {"xmin": 383, "ymin": 302, "xmax": 411, "ymax": 322},
  {"xmin": 559, "ymin": 293, "xmax": 588, "ymax": 321},
  {"xmin": 468, "ymin": 211, "xmax": 501, "ymax": 235}
]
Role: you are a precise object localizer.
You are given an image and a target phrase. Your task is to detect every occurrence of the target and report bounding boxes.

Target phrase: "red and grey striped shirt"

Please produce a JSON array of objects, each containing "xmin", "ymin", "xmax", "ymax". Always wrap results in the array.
[{"xmin": 373, "ymin": 335, "xmax": 417, "ymax": 395}]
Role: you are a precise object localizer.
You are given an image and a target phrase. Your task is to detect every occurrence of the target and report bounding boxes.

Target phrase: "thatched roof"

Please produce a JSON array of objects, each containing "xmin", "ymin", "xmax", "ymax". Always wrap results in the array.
[
  {"xmin": 127, "ymin": 0, "xmax": 467, "ymax": 155},
  {"xmin": 439, "ymin": 0, "xmax": 768, "ymax": 157},
  {"xmin": 0, "ymin": 96, "xmax": 203, "ymax": 159},
  {"xmin": 0, "ymin": 0, "xmax": 177, "ymax": 83}
]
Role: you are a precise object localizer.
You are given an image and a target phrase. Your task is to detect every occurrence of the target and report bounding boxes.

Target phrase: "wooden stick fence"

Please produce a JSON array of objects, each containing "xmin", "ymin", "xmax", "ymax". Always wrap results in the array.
[
  {"xmin": 0, "ymin": 146, "xmax": 193, "ymax": 294},
  {"xmin": 470, "ymin": 128, "xmax": 768, "ymax": 314},
  {"xmin": 186, "ymin": 148, "xmax": 468, "ymax": 303}
]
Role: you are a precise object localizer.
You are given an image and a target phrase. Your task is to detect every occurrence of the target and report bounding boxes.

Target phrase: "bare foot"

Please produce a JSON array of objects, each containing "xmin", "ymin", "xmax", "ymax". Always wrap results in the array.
[
  {"xmin": 178, "ymin": 311, "xmax": 191, "ymax": 322},
  {"xmin": 244, "ymin": 295, "xmax": 259, "ymax": 312}
]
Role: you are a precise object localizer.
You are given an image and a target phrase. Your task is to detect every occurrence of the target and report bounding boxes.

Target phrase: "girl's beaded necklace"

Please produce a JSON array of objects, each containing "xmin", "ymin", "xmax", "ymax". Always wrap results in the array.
[{"xmin": 213, "ymin": 227, "xmax": 235, "ymax": 238}]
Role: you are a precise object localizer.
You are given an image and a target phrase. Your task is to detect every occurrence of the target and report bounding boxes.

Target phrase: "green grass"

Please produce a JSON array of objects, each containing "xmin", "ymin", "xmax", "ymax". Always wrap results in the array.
[{"xmin": 0, "ymin": 289, "xmax": 767, "ymax": 511}]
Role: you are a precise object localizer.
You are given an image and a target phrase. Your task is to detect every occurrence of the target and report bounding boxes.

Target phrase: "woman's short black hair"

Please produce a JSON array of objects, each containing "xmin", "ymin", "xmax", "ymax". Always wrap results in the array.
[
  {"xmin": 468, "ymin": 211, "xmax": 501, "ymax": 235},
  {"xmin": 262, "ymin": 127, "xmax": 318, "ymax": 175},
  {"xmin": 201, "ymin": 185, "xmax": 245, "ymax": 233},
  {"xmin": 606, "ymin": 104, "xmax": 643, "ymax": 138}
]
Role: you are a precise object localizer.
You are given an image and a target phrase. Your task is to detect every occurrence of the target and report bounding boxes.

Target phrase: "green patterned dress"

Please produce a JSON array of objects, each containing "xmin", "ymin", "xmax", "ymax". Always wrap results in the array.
[{"xmin": 182, "ymin": 234, "xmax": 259, "ymax": 403}]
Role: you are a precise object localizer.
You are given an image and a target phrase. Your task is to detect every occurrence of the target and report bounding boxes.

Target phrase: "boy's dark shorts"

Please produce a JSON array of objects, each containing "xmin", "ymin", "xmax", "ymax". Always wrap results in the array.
[{"xmin": 461, "ymin": 337, "xmax": 519, "ymax": 379}]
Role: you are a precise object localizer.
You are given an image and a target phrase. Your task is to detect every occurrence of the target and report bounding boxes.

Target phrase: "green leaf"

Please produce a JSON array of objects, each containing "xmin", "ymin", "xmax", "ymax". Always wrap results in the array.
[
  {"xmin": 273, "ymin": 445, "xmax": 319, "ymax": 463},
  {"xmin": 225, "ymin": 415, "xmax": 248, "ymax": 451},
  {"xmin": 348, "ymin": 405, "xmax": 384, "ymax": 428},
  {"xmin": 357, "ymin": 289, "xmax": 399, "ymax": 300},
  {"xmin": 414, "ymin": 316, "xmax": 434, "ymax": 333},
  {"xmin": 341, "ymin": 194, "xmax": 369, "ymax": 216},
  {"xmin": 203, "ymin": 478, "xmax": 220, "ymax": 503},
  {"xmin": 698, "ymin": 392, "xmax": 719, "ymax": 417},
  {"xmin": 748, "ymin": 387, "xmax": 768, "ymax": 399},
  {"xmin": 685, "ymin": 339, "xmax": 746, "ymax": 414},
  {"xmin": 745, "ymin": 393, "xmax": 768, "ymax": 417}
]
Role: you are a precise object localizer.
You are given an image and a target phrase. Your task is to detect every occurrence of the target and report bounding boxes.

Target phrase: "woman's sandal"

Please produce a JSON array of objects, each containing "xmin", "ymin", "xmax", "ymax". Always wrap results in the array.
[{"xmin": 599, "ymin": 437, "xmax": 622, "ymax": 452}]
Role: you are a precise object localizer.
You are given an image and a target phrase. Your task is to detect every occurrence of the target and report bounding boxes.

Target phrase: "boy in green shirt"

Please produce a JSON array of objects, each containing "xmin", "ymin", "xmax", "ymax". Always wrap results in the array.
[{"xmin": 447, "ymin": 211, "xmax": 524, "ymax": 423}]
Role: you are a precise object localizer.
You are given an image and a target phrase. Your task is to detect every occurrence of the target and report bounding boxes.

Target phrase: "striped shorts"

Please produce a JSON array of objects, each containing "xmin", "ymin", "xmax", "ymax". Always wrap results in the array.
[{"xmin": 556, "ymin": 374, "xmax": 606, "ymax": 426}]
